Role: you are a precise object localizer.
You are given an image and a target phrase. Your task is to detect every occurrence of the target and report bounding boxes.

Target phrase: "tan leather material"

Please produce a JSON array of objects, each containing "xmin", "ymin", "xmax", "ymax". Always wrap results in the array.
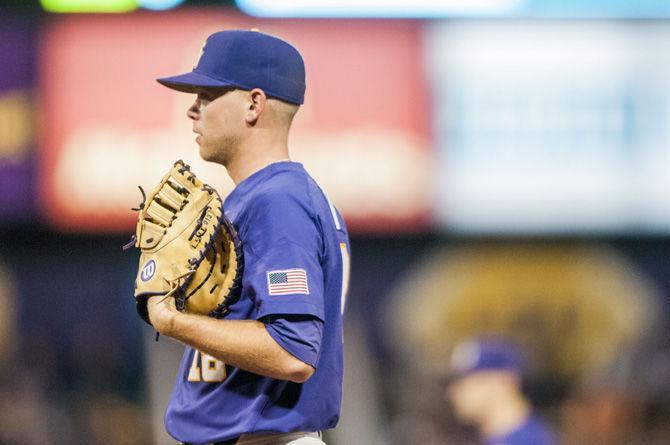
[
  {"xmin": 129, "ymin": 160, "xmax": 243, "ymax": 324},
  {"xmin": 157, "ymin": 184, "xmax": 185, "ymax": 210},
  {"xmin": 184, "ymin": 223, "xmax": 241, "ymax": 315}
]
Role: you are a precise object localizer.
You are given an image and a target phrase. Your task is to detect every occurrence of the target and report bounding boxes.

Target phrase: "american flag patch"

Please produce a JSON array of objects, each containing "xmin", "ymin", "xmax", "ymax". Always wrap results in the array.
[{"xmin": 267, "ymin": 269, "xmax": 309, "ymax": 296}]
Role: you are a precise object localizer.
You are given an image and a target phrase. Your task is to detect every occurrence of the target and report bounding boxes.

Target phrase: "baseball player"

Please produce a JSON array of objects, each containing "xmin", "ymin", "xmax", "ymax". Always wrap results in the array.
[
  {"xmin": 145, "ymin": 30, "xmax": 351, "ymax": 445},
  {"xmin": 445, "ymin": 337, "xmax": 556, "ymax": 445}
]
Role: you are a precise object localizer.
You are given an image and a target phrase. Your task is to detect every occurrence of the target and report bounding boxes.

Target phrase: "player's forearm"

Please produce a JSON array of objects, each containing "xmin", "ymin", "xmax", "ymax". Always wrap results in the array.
[{"xmin": 162, "ymin": 312, "xmax": 314, "ymax": 383}]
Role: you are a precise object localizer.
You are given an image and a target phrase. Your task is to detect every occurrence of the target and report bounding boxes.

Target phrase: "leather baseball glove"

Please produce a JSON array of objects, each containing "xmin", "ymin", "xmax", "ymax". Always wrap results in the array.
[{"xmin": 124, "ymin": 160, "xmax": 243, "ymax": 325}]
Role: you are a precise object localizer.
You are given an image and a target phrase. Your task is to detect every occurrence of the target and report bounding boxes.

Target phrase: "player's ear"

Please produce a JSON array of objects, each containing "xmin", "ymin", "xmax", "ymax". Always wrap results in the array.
[{"xmin": 245, "ymin": 88, "xmax": 267, "ymax": 126}]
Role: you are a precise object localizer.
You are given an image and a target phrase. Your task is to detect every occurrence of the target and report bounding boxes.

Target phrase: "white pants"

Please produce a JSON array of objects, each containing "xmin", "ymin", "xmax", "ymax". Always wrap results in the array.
[{"xmin": 236, "ymin": 431, "xmax": 325, "ymax": 445}]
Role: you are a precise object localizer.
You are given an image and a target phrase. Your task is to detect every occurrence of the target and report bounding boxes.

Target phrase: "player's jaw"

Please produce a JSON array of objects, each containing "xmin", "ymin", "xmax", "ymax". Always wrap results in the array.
[{"xmin": 196, "ymin": 129, "xmax": 240, "ymax": 167}]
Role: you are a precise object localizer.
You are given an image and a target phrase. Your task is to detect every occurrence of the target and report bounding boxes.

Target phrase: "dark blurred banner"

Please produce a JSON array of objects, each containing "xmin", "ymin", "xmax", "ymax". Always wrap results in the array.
[
  {"xmin": 0, "ymin": 20, "xmax": 36, "ymax": 223},
  {"xmin": 38, "ymin": 12, "xmax": 432, "ymax": 233}
]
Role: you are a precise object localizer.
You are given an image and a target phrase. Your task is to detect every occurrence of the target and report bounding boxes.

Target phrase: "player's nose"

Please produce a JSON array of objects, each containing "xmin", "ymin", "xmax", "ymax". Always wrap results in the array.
[{"xmin": 187, "ymin": 98, "xmax": 200, "ymax": 121}]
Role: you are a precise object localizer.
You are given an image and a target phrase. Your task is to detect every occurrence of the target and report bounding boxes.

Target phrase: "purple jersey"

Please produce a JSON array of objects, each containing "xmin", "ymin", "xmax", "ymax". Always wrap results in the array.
[
  {"xmin": 485, "ymin": 415, "xmax": 556, "ymax": 445},
  {"xmin": 165, "ymin": 162, "xmax": 350, "ymax": 444}
]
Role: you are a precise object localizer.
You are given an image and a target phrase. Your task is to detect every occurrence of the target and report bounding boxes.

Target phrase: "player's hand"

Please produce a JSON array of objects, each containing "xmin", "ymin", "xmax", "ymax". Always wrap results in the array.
[{"xmin": 146, "ymin": 295, "xmax": 179, "ymax": 335}]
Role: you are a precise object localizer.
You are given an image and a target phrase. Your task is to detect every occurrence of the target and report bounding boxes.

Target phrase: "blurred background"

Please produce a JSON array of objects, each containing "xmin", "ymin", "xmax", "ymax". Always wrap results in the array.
[{"xmin": 2, "ymin": 0, "xmax": 670, "ymax": 444}]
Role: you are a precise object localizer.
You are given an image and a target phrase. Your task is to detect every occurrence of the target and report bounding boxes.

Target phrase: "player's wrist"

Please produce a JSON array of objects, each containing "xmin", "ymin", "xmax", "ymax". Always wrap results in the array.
[
  {"xmin": 156, "ymin": 311, "xmax": 177, "ymax": 336},
  {"xmin": 147, "ymin": 295, "xmax": 178, "ymax": 335}
]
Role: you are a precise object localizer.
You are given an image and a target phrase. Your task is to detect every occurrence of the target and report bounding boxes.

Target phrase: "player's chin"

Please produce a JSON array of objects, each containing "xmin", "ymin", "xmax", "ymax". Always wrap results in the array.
[{"xmin": 198, "ymin": 143, "xmax": 216, "ymax": 162}]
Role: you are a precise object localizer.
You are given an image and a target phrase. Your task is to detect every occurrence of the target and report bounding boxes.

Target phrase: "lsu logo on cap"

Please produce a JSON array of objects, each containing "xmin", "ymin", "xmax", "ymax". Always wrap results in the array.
[
  {"xmin": 141, "ymin": 259, "xmax": 156, "ymax": 282},
  {"xmin": 194, "ymin": 41, "xmax": 207, "ymax": 69}
]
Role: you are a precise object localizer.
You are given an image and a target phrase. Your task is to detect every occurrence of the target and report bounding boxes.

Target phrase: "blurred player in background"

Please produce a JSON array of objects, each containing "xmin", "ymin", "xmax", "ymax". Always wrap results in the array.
[
  {"xmin": 445, "ymin": 337, "xmax": 556, "ymax": 445},
  {"xmin": 145, "ymin": 30, "xmax": 351, "ymax": 444}
]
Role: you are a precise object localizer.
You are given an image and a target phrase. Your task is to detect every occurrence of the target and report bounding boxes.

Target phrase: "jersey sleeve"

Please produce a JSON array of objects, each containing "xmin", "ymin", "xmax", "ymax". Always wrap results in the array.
[
  {"xmin": 263, "ymin": 315, "xmax": 324, "ymax": 367},
  {"xmin": 242, "ymin": 189, "xmax": 325, "ymax": 321}
]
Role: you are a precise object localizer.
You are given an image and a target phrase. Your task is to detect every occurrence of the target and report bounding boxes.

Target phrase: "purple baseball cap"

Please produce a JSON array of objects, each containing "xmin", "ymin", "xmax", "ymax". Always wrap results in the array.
[
  {"xmin": 448, "ymin": 337, "xmax": 524, "ymax": 381},
  {"xmin": 157, "ymin": 29, "xmax": 306, "ymax": 105}
]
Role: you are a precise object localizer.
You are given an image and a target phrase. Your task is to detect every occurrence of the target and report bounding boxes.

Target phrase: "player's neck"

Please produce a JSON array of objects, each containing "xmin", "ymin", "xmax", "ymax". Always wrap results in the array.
[
  {"xmin": 479, "ymin": 393, "xmax": 531, "ymax": 439},
  {"xmin": 225, "ymin": 133, "xmax": 291, "ymax": 185}
]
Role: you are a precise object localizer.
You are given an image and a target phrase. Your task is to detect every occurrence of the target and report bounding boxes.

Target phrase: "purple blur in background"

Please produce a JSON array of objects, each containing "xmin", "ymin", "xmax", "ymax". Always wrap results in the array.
[{"xmin": 0, "ymin": 19, "xmax": 36, "ymax": 223}]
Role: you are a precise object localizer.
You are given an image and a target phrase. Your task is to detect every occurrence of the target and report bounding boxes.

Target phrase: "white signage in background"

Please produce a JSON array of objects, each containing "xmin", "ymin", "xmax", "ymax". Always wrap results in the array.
[
  {"xmin": 52, "ymin": 123, "xmax": 431, "ymax": 224},
  {"xmin": 237, "ymin": 0, "xmax": 521, "ymax": 18},
  {"xmin": 427, "ymin": 22, "xmax": 670, "ymax": 234},
  {"xmin": 236, "ymin": 0, "xmax": 670, "ymax": 18}
]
